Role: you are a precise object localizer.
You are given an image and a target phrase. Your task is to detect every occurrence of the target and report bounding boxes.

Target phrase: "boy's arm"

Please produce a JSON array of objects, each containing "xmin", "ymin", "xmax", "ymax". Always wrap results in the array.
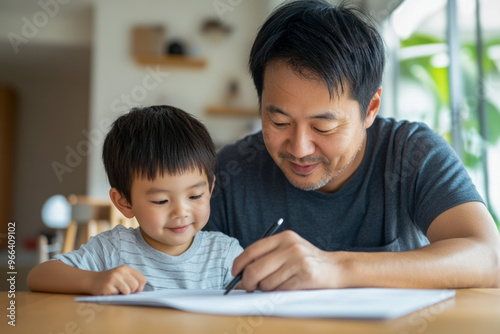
[
  {"xmin": 27, "ymin": 260, "xmax": 96, "ymax": 294},
  {"xmin": 27, "ymin": 260, "xmax": 147, "ymax": 295}
]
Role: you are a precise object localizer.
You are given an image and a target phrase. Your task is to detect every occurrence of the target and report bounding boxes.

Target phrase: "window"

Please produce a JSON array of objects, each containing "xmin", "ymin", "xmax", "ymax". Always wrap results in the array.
[{"xmin": 383, "ymin": 0, "xmax": 500, "ymax": 228}]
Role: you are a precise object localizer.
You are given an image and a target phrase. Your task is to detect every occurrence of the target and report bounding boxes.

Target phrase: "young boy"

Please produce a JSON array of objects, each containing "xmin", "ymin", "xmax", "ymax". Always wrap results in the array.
[{"xmin": 27, "ymin": 105, "xmax": 243, "ymax": 295}]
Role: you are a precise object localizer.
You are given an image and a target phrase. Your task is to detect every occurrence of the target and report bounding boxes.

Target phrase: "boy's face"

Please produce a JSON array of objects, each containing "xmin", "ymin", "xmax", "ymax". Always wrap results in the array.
[{"xmin": 127, "ymin": 169, "xmax": 213, "ymax": 256}]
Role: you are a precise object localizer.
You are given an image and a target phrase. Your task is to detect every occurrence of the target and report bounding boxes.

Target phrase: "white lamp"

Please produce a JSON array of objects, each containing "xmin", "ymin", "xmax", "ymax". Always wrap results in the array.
[
  {"xmin": 39, "ymin": 195, "xmax": 72, "ymax": 262},
  {"xmin": 41, "ymin": 195, "xmax": 71, "ymax": 229}
]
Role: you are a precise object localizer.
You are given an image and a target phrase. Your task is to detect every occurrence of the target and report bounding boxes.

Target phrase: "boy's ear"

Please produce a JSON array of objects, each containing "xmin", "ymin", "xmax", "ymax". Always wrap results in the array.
[
  {"xmin": 109, "ymin": 188, "xmax": 135, "ymax": 219},
  {"xmin": 209, "ymin": 176, "xmax": 216, "ymax": 196}
]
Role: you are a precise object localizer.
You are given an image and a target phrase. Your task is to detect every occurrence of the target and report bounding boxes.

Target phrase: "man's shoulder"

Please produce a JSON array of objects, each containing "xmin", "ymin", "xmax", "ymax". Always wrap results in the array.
[
  {"xmin": 372, "ymin": 116, "xmax": 432, "ymax": 137},
  {"xmin": 217, "ymin": 131, "xmax": 268, "ymax": 166},
  {"xmin": 371, "ymin": 116, "xmax": 442, "ymax": 150}
]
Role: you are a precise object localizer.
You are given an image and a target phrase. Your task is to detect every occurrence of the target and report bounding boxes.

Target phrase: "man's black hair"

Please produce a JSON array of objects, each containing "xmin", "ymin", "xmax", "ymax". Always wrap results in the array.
[
  {"xmin": 102, "ymin": 105, "xmax": 216, "ymax": 204},
  {"xmin": 249, "ymin": 0, "xmax": 385, "ymax": 120}
]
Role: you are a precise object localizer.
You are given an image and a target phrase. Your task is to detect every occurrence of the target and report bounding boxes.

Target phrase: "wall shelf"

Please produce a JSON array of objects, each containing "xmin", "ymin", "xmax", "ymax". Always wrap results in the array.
[
  {"xmin": 206, "ymin": 105, "xmax": 259, "ymax": 117},
  {"xmin": 134, "ymin": 55, "xmax": 207, "ymax": 68}
]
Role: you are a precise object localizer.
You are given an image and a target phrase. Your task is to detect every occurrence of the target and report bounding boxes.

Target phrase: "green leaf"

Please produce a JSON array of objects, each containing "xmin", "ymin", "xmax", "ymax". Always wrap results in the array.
[
  {"xmin": 487, "ymin": 100, "xmax": 500, "ymax": 144},
  {"xmin": 401, "ymin": 34, "xmax": 441, "ymax": 47}
]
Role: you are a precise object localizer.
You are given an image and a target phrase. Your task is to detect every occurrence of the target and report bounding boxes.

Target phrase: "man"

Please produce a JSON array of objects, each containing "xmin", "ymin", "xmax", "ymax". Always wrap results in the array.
[{"xmin": 207, "ymin": 0, "xmax": 500, "ymax": 291}]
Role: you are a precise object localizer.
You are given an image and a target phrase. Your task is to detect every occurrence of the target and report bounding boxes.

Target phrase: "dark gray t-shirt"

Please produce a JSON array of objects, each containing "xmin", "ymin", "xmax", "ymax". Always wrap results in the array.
[{"xmin": 207, "ymin": 116, "xmax": 483, "ymax": 251}]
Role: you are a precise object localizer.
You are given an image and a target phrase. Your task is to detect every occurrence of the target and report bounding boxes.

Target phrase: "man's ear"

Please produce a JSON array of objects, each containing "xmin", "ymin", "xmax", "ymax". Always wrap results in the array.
[
  {"xmin": 364, "ymin": 87, "xmax": 382, "ymax": 129},
  {"xmin": 109, "ymin": 188, "xmax": 135, "ymax": 219}
]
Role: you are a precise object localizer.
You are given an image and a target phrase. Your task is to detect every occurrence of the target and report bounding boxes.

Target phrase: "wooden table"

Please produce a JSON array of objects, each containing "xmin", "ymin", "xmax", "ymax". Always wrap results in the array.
[{"xmin": 2, "ymin": 289, "xmax": 500, "ymax": 334}]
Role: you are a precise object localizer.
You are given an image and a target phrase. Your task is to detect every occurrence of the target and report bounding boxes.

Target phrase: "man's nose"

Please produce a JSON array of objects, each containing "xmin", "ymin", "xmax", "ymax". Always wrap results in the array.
[{"xmin": 287, "ymin": 127, "xmax": 315, "ymax": 159}]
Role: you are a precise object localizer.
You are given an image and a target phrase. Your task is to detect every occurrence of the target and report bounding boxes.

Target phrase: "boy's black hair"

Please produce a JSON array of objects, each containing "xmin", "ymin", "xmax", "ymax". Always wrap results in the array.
[
  {"xmin": 249, "ymin": 0, "xmax": 385, "ymax": 120},
  {"xmin": 102, "ymin": 105, "xmax": 216, "ymax": 204}
]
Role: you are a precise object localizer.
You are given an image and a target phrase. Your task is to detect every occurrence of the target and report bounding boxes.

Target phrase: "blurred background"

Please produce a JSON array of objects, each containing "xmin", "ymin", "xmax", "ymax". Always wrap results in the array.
[{"xmin": 0, "ymin": 0, "xmax": 499, "ymax": 290}]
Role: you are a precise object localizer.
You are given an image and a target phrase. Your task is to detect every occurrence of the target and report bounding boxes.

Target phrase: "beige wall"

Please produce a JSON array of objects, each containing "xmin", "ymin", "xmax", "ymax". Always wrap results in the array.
[{"xmin": 0, "ymin": 43, "xmax": 91, "ymax": 245}]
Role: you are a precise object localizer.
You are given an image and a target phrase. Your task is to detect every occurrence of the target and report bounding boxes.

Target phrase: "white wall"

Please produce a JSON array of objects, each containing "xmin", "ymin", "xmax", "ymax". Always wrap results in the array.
[
  {"xmin": 88, "ymin": 0, "xmax": 269, "ymax": 198},
  {"xmin": 0, "ymin": 0, "xmax": 92, "ymax": 49}
]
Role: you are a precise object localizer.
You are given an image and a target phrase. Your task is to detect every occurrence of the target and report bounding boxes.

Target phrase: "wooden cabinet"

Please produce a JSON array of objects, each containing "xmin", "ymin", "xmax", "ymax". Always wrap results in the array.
[{"xmin": 0, "ymin": 86, "xmax": 16, "ymax": 248}]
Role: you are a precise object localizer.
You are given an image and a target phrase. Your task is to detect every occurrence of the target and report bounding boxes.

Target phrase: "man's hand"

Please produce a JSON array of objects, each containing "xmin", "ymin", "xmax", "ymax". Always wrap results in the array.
[
  {"xmin": 232, "ymin": 202, "xmax": 500, "ymax": 291},
  {"xmin": 91, "ymin": 265, "xmax": 147, "ymax": 295},
  {"xmin": 232, "ymin": 230, "xmax": 347, "ymax": 292}
]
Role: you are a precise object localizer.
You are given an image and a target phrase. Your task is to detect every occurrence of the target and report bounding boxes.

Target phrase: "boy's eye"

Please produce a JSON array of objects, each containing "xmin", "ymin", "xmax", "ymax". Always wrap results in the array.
[
  {"xmin": 190, "ymin": 194, "xmax": 203, "ymax": 200},
  {"xmin": 152, "ymin": 200, "xmax": 168, "ymax": 205}
]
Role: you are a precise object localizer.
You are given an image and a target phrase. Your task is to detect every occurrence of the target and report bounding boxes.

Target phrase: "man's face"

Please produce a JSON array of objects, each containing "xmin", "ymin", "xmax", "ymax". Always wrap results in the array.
[{"xmin": 261, "ymin": 61, "xmax": 377, "ymax": 193}]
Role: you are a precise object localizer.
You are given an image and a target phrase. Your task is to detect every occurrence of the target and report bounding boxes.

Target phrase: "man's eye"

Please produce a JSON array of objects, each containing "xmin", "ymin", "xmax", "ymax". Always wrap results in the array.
[
  {"xmin": 190, "ymin": 194, "xmax": 203, "ymax": 200},
  {"xmin": 314, "ymin": 128, "xmax": 332, "ymax": 134},
  {"xmin": 272, "ymin": 121, "xmax": 288, "ymax": 127},
  {"xmin": 152, "ymin": 200, "xmax": 168, "ymax": 205}
]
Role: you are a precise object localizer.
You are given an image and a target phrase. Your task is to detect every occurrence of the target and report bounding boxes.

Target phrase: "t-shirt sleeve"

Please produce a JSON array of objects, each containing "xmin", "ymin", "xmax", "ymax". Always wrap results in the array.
[
  {"xmin": 222, "ymin": 237, "xmax": 244, "ymax": 287},
  {"xmin": 51, "ymin": 226, "xmax": 122, "ymax": 271},
  {"xmin": 403, "ymin": 123, "xmax": 484, "ymax": 233}
]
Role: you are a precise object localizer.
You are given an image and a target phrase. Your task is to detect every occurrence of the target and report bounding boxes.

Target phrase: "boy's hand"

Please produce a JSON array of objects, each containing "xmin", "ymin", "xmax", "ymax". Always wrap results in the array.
[{"xmin": 91, "ymin": 265, "xmax": 147, "ymax": 295}]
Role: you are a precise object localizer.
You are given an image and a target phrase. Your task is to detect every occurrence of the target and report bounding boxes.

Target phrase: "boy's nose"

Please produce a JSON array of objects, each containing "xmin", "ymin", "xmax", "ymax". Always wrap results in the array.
[{"xmin": 170, "ymin": 201, "xmax": 189, "ymax": 220}]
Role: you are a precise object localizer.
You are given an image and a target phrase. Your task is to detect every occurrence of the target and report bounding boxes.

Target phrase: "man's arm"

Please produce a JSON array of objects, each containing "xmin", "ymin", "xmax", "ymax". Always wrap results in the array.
[
  {"xmin": 27, "ymin": 260, "xmax": 147, "ymax": 295},
  {"xmin": 345, "ymin": 201, "xmax": 500, "ymax": 288},
  {"xmin": 232, "ymin": 201, "xmax": 500, "ymax": 291}
]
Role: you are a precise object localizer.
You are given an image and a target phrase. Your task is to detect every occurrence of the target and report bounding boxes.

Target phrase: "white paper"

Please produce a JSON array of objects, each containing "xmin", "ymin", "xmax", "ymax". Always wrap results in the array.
[{"xmin": 76, "ymin": 288, "xmax": 455, "ymax": 319}]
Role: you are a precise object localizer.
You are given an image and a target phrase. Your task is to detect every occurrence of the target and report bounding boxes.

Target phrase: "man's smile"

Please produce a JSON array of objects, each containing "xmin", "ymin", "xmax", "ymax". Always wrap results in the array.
[{"xmin": 289, "ymin": 162, "xmax": 320, "ymax": 176}]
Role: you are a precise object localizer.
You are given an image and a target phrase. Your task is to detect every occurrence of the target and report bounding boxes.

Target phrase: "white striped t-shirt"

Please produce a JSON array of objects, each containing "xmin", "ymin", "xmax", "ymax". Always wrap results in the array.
[{"xmin": 52, "ymin": 225, "xmax": 243, "ymax": 290}]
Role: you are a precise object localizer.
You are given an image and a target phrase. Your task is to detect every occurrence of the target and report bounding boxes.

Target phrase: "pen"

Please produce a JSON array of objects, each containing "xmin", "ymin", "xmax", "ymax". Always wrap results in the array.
[{"xmin": 224, "ymin": 218, "xmax": 284, "ymax": 295}]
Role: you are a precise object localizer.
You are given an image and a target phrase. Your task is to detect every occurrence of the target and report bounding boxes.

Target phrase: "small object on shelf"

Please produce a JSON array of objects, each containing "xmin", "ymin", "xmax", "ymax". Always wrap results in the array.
[
  {"xmin": 201, "ymin": 19, "xmax": 232, "ymax": 34},
  {"xmin": 201, "ymin": 19, "xmax": 232, "ymax": 43},
  {"xmin": 225, "ymin": 79, "xmax": 240, "ymax": 105},
  {"xmin": 131, "ymin": 25, "xmax": 165, "ymax": 56},
  {"xmin": 167, "ymin": 40, "xmax": 185, "ymax": 55}
]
